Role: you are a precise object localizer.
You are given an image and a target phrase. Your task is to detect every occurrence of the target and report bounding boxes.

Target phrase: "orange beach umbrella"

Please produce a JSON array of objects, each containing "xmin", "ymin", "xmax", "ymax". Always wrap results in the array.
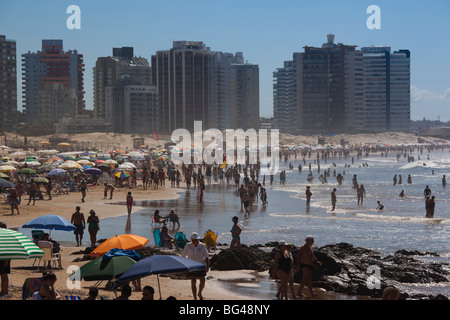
[{"xmin": 89, "ymin": 234, "xmax": 149, "ymax": 258}]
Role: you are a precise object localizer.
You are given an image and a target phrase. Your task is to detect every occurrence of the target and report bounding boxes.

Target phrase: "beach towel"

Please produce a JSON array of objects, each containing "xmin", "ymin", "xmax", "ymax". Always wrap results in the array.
[
  {"xmin": 103, "ymin": 248, "xmax": 141, "ymax": 262},
  {"xmin": 22, "ymin": 277, "xmax": 43, "ymax": 300}
]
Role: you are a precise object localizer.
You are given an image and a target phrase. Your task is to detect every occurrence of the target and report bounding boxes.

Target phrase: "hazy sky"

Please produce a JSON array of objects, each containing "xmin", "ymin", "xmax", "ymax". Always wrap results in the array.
[{"xmin": 1, "ymin": 0, "xmax": 449, "ymax": 121}]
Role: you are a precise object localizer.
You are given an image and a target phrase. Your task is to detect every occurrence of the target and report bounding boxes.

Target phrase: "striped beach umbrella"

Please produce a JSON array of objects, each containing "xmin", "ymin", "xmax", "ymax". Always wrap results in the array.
[{"xmin": 0, "ymin": 228, "xmax": 44, "ymax": 260}]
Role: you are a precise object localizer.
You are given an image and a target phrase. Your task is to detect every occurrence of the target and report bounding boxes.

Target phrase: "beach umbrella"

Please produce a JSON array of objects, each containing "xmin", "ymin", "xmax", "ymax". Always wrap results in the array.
[
  {"xmin": 36, "ymin": 164, "xmax": 56, "ymax": 173},
  {"xmin": 0, "ymin": 172, "xmax": 10, "ymax": 179},
  {"xmin": 22, "ymin": 214, "xmax": 76, "ymax": 232},
  {"xmin": 89, "ymin": 234, "xmax": 149, "ymax": 258},
  {"xmin": 0, "ymin": 165, "xmax": 17, "ymax": 172},
  {"xmin": 48, "ymin": 168, "xmax": 66, "ymax": 175},
  {"xmin": 19, "ymin": 168, "xmax": 36, "ymax": 175},
  {"xmin": 57, "ymin": 142, "xmax": 72, "ymax": 147},
  {"xmin": 22, "ymin": 161, "xmax": 41, "ymax": 167},
  {"xmin": 0, "ymin": 179, "xmax": 15, "ymax": 188},
  {"xmin": 33, "ymin": 177, "xmax": 49, "ymax": 184},
  {"xmin": 95, "ymin": 164, "xmax": 110, "ymax": 171},
  {"xmin": 118, "ymin": 162, "xmax": 136, "ymax": 169},
  {"xmin": 103, "ymin": 159, "xmax": 118, "ymax": 165},
  {"xmin": 0, "ymin": 228, "xmax": 44, "ymax": 260},
  {"xmin": 59, "ymin": 162, "xmax": 82, "ymax": 170},
  {"xmin": 4, "ymin": 161, "xmax": 20, "ymax": 167},
  {"xmin": 117, "ymin": 255, "xmax": 205, "ymax": 299},
  {"xmin": 84, "ymin": 167, "xmax": 103, "ymax": 176},
  {"xmin": 115, "ymin": 171, "xmax": 130, "ymax": 179},
  {"xmin": 70, "ymin": 255, "xmax": 137, "ymax": 282}
]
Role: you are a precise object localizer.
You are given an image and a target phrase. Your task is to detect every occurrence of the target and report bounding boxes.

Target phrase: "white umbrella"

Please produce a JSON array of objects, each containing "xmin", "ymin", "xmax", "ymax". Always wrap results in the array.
[
  {"xmin": 0, "ymin": 165, "xmax": 17, "ymax": 172},
  {"xmin": 103, "ymin": 159, "xmax": 118, "ymax": 165},
  {"xmin": 118, "ymin": 162, "xmax": 136, "ymax": 169}
]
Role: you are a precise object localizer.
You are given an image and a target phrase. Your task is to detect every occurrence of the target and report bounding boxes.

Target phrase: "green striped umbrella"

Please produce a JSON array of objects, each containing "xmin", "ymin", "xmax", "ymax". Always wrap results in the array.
[{"xmin": 0, "ymin": 228, "xmax": 44, "ymax": 260}]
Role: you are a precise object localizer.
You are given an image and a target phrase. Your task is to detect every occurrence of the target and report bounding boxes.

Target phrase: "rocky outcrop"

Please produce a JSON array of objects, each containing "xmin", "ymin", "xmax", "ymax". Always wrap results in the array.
[{"xmin": 209, "ymin": 242, "xmax": 449, "ymax": 300}]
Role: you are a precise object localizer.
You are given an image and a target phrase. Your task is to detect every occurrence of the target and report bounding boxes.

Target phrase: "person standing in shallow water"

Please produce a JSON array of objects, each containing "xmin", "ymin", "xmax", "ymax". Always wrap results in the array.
[
  {"xmin": 331, "ymin": 188, "xmax": 337, "ymax": 211},
  {"xmin": 305, "ymin": 186, "xmax": 312, "ymax": 209}
]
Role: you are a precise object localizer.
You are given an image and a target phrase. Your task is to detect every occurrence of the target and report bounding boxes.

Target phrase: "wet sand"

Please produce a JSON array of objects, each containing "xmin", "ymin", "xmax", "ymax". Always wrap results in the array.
[{"xmin": 0, "ymin": 185, "xmax": 371, "ymax": 300}]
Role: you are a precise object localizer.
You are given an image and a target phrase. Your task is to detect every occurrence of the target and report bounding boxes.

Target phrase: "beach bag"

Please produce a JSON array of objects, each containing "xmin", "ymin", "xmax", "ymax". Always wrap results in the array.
[{"xmin": 31, "ymin": 291, "xmax": 42, "ymax": 300}]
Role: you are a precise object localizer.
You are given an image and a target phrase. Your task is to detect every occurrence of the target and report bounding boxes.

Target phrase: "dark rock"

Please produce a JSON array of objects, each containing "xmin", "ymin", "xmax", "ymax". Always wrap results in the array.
[
  {"xmin": 210, "ymin": 245, "xmax": 272, "ymax": 271},
  {"xmin": 207, "ymin": 242, "xmax": 449, "ymax": 300}
]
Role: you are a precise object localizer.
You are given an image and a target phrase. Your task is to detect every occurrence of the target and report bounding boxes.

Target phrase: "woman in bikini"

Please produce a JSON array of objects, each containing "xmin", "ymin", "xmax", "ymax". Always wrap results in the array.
[
  {"xmin": 229, "ymin": 216, "xmax": 242, "ymax": 250},
  {"xmin": 273, "ymin": 241, "xmax": 297, "ymax": 300}
]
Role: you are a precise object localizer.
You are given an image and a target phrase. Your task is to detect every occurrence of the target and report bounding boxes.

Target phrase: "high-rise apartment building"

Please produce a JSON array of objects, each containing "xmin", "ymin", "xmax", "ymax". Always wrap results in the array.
[
  {"xmin": 230, "ymin": 62, "xmax": 260, "ymax": 131},
  {"xmin": 0, "ymin": 35, "xmax": 17, "ymax": 132},
  {"xmin": 300, "ymin": 34, "xmax": 357, "ymax": 133},
  {"xmin": 93, "ymin": 47, "xmax": 151, "ymax": 119},
  {"xmin": 105, "ymin": 81, "xmax": 159, "ymax": 134},
  {"xmin": 21, "ymin": 40, "xmax": 85, "ymax": 123},
  {"xmin": 95, "ymin": 47, "xmax": 158, "ymax": 133},
  {"xmin": 152, "ymin": 42, "xmax": 260, "ymax": 133},
  {"xmin": 36, "ymin": 83, "xmax": 77, "ymax": 125},
  {"xmin": 273, "ymin": 60, "xmax": 297, "ymax": 133},
  {"xmin": 151, "ymin": 41, "xmax": 212, "ymax": 133},
  {"xmin": 273, "ymin": 35, "xmax": 410, "ymax": 134},
  {"xmin": 361, "ymin": 47, "xmax": 410, "ymax": 132}
]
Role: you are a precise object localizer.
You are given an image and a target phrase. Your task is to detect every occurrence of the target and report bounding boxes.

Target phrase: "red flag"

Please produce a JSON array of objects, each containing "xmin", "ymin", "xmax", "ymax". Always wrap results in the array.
[{"xmin": 153, "ymin": 130, "xmax": 158, "ymax": 141}]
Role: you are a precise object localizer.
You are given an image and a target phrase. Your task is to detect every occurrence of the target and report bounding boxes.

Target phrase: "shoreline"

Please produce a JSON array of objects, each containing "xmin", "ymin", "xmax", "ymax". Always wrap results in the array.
[{"xmin": 1, "ymin": 186, "xmax": 375, "ymax": 301}]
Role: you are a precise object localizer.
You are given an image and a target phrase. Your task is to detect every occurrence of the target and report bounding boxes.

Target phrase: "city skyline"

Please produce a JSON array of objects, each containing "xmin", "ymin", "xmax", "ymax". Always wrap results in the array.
[{"xmin": 1, "ymin": 0, "xmax": 450, "ymax": 122}]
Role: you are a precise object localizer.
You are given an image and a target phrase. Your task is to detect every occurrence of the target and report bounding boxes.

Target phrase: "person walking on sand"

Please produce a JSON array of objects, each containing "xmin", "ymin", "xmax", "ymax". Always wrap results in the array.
[
  {"xmin": 296, "ymin": 236, "xmax": 322, "ymax": 299},
  {"xmin": 87, "ymin": 210, "xmax": 99, "ymax": 248},
  {"xmin": 9, "ymin": 188, "xmax": 20, "ymax": 215},
  {"xmin": 305, "ymin": 186, "xmax": 312, "ymax": 209},
  {"xmin": 331, "ymin": 188, "xmax": 337, "ymax": 211},
  {"xmin": 181, "ymin": 232, "xmax": 209, "ymax": 300},
  {"xmin": 229, "ymin": 216, "xmax": 242, "ymax": 250},
  {"xmin": 79, "ymin": 180, "xmax": 87, "ymax": 202},
  {"xmin": 71, "ymin": 206, "xmax": 85, "ymax": 247},
  {"xmin": 27, "ymin": 179, "xmax": 38, "ymax": 206},
  {"xmin": 126, "ymin": 192, "xmax": 133, "ymax": 216}
]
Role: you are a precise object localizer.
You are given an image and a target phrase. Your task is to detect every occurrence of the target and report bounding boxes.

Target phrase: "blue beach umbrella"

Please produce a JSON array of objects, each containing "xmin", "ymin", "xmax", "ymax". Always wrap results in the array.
[
  {"xmin": 48, "ymin": 168, "xmax": 66, "ymax": 176},
  {"xmin": 117, "ymin": 254, "xmax": 205, "ymax": 299},
  {"xmin": 22, "ymin": 214, "xmax": 76, "ymax": 232},
  {"xmin": 84, "ymin": 167, "xmax": 103, "ymax": 176}
]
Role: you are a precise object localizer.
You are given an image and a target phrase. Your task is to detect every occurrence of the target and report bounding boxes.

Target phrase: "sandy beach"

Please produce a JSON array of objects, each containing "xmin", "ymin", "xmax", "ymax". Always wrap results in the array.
[
  {"xmin": 1, "ymin": 185, "xmax": 266, "ymax": 300},
  {"xmin": 1, "ymin": 130, "xmax": 448, "ymax": 301}
]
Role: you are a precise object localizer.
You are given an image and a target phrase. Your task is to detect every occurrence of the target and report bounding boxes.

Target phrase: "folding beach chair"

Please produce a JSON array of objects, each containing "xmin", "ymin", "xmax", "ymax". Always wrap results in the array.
[
  {"xmin": 203, "ymin": 230, "xmax": 218, "ymax": 252},
  {"xmin": 152, "ymin": 228, "xmax": 170, "ymax": 249},
  {"xmin": 22, "ymin": 277, "xmax": 44, "ymax": 300},
  {"xmin": 174, "ymin": 231, "xmax": 187, "ymax": 249},
  {"xmin": 151, "ymin": 215, "xmax": 164, "ymax": 227}
]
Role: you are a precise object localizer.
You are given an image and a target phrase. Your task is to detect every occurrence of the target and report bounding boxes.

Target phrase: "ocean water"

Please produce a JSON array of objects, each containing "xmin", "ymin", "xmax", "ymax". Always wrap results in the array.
[{"xmin": 20, "ymin": 148, "xmax": 450, "ymax": 298}]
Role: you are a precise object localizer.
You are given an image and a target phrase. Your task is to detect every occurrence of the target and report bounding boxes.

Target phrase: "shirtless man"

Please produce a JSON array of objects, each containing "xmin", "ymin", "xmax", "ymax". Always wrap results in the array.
[
  {"xmin": 357, "ymin": 184, "xmax": 366, "ymax": 206},
  {"xmin": 27, "ymin": 179, "xmax": 38, "ymax": 206},
  {"xmin": 71, "ymin": 206, "xmax": 85, "ymax": 246},
  {"xmin": 296, "ymin": 236, "xmax": 321, "ymax": 298}
]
